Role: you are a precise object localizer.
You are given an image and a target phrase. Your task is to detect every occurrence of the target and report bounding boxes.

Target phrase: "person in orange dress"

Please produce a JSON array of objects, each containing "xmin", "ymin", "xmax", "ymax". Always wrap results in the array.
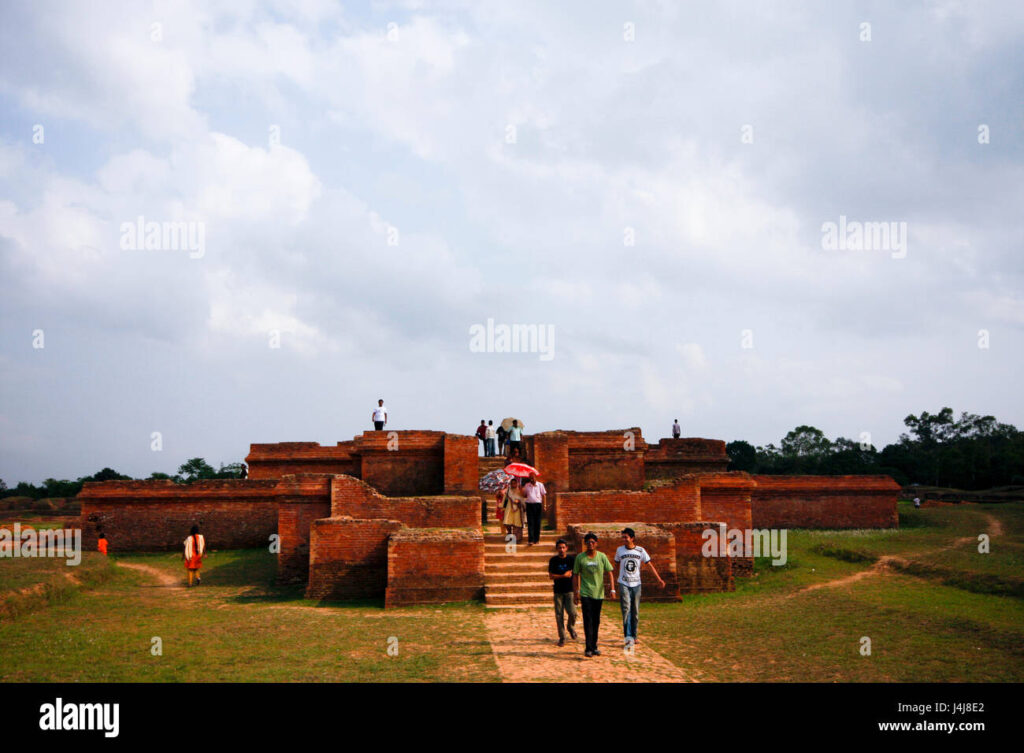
[
  {"xmin": 183, "ymin": 525, "xmax": 206, "ymax": 586},
  {"xmin": 97, "ymin": 531, "xmax": 108, "ymax": 555}
]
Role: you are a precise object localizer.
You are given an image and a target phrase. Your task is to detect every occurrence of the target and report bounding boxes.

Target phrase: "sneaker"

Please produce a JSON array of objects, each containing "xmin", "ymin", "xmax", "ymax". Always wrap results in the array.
[
  {"xmin": 557, "ymin": 638, "xmax": 565, "ymax": 647},
  {"xmin": 584, "ymin": 650, "xmax": 593, "ymax": 658},
  {"xmin": 592, "ymin": 649, "xmax": 602, "ymax": 656},
  {"xmin": 569, "ymin": 629, "xmax": 578, "ymax": 641}
]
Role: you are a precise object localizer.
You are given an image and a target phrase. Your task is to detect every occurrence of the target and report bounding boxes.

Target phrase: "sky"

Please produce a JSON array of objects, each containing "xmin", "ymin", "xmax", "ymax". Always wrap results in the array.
[{"xmin": 0, "ymin": 0, "xmax": 1022, "ymax": 484}]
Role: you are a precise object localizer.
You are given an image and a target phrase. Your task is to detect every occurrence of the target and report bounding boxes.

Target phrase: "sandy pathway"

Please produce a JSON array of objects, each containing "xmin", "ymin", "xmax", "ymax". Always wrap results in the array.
[
  {"xmin": 115, "ymin": 561, "xmax": 184, "ymax": 588},
  {"xmin": 484, "ymin": 606, "xmax": 697, "ymax": 682}
]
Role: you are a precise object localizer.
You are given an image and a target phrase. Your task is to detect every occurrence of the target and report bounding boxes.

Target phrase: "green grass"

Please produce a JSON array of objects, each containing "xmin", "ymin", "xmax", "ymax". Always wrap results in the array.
[
  {"xmin": 2, "ymin": 502, "xmax": 1022, "ymax": 682},
  {"xmin": 0, "ymin": 548, "xmax": 500, "ymax": 682},
  {"xmin": 642, "ymin": 501, "xmax": 1024, "ymax": 682}
]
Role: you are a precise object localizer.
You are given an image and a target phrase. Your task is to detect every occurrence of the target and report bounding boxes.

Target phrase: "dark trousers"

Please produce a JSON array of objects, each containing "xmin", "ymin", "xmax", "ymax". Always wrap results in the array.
[
  {"xmin": 374, "ymin": 421, "xmax": 384, "ymax": 430},
  {"xmin": 580, "ymin": 596, "xmax": 603, "ymax": 653},
  {"xmin": 508, "ymin": 440, "xmax": 521, "ymax": 456},
  {"xmin": 525, "ymin": 503, "xmax": 542, "ymax": 544}
]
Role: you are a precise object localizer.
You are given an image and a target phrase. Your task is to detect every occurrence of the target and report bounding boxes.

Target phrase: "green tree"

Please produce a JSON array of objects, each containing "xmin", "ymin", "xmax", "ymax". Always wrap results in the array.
[
  {"xmin": 177, "ymin": 458, "xmax": 217, "ymax": 483},
  {"xmin": 726, "ymin": 440, "xmax": 757, "ymax": 472}
]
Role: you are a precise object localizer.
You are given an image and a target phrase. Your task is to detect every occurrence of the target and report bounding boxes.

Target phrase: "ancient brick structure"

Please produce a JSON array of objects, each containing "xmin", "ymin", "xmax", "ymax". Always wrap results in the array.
[
  {"xmin": 644, "ymin": 438, "xmax": 731, "ymax": 479},
  {"xmin": 76, "ymin": 426, "xmax": 900, "ymax": 608},
  {"xmin": 751, "ymin": 475, "xmax": 901, "ymax": 529},
  {"xmin": 78, "ymin": 478, "xmax": 282, "ymax": 553},
  {"xmin": 385, "ymin": 528, "xmax": 484, "ymax": 607}
]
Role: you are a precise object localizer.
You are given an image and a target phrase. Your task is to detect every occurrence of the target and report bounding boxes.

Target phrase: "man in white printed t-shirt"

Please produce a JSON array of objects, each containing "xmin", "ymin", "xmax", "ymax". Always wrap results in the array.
[
  {"xmin": 372, "ymin": 399, "xmax": 388, "ymax": 431},
  {"xmin": 614, "ymin": 527, "xmax": 665, "ymax": 646}
]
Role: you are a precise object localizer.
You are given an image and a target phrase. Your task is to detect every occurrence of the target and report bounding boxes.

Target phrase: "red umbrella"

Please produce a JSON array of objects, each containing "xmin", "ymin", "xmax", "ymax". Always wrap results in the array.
[{"xmin": 503, "ymin": 462, "xmax": 539, "ymax": 478}]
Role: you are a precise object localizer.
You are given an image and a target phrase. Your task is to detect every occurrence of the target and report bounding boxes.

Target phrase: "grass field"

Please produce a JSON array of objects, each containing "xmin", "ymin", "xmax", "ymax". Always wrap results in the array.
[{"xmin": 1, "ymin": 500, "xmax": 1021, "ymax": 682}]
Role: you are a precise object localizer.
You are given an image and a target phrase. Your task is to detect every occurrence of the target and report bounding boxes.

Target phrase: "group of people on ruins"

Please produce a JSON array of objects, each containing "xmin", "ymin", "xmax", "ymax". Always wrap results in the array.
[{"xmin": 475, "ymin": 418, "xmax": 524, "ymax": 459}]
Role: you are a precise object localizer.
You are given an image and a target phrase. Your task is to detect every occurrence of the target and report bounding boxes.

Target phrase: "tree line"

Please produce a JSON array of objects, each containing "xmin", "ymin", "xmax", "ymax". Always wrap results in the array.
[
  {"xmin": 0, "ymin": 458, "xmax": 245, "ymax": 500},
  {"xmin": 726, "ymin": 408, "xmax": 1024, "ymax": 490}
]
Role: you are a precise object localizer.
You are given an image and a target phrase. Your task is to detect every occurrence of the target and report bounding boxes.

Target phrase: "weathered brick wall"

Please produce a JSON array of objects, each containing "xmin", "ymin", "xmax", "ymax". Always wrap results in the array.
[
  {"xmin": 78, "ymin": 479, "xmax": 281, "ymax": 552},
  {"xmin": 306, "ymin": 517, "xmax": 403, "ymax": 601},
  {"xmin": 330, "ymin": 475, "xmax": 480, "ymax": 528},
  {"xmin": 443, "ymin": 435, "xmax": 480, "ymax": 494},
  {"xmin": 530, "ymin": 433, "xmax": 569, "ymax": 527},
  {"xmin": 566, "ymin": 429, "xmax": 646, "ymax": 491},
  {"xmin": 751, "ymin": 475, "xmax": 900, "ymax": 529},
  {"xmin": 246, "ymin": 442, "xmax": 356, "ymax": 480},
  {"xmin": 385, "ymin": 528, "xmax": 484, "ymax": 607},
  {"xmin": 644, "ymin": 438, "xmax": 731, "ymax": 480},
  {"xmin": 354, "ymin": 430, "xmax": 446, "ymax": 496},
  {"xmin": 555, "ymin": 476, "xmax": 700, "ymax": 533},
  {"xmin": 698, "ymin": 472, "xmax": 756, "ymax": 576},
  {"xmin": 566, "ymin": 523, "xmax": 679, "ymax": 602},
  {"xmin": 658, "ymin": 521, "xmax": 734, "ymax": 593}
]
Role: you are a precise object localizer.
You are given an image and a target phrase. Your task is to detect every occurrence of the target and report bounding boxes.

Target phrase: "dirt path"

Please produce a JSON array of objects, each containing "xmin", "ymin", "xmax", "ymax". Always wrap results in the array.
[
  {"xmin": 484, "ymin": 607, "xmax": 697, "ymax": 683},
  {"xmin": 115, "ymin": 561, "xmax": 183, "ymax": 589},
  {"xmin": 796, "ymin": 513, "xmax": 1004, "ymax": 595}
]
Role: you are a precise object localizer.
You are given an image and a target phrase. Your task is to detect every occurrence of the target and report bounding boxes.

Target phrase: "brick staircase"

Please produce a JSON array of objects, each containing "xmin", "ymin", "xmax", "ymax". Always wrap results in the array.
[
  {"xmin": 483, "ymin": 502, "xmax": 568, "ymax": 609},
  {"xmin": 478, "ymin": 456, "xmax": 507, "ymax": 477}
]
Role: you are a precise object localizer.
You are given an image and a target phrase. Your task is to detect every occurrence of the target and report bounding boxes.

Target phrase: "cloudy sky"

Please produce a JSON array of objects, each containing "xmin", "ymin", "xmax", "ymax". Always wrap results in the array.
[{"xmin": 1, "ymin": 0, "xmax": 1022, "ymax": 484}]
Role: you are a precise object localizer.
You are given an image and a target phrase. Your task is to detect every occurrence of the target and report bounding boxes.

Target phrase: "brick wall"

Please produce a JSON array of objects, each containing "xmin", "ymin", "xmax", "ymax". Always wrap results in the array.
[
  {"xmin": 385, "ymin": 528, "xmax": 484, "ymax": 607},
  {"xmin": 306, "ymin": 517, "xmax": 403, "ymax": 601},
  {"xmin": 353, "ymin": 430, "xmax": 446, "ymax": 496},
  {"xmin": 566, "ymin": 429, "xmax": 646, "ymax": 491},
  {"xmin": 698, "ymin": 472, "xmax": 756, "ymax": 576},
  {"xmin": 246, "ymin": 442, "xmax": 356, "ymax": 480},
  {"xmin": 751, "ymin": 475, "xmax": 900, "ymax": 529},
  {"xmin": 658, "ymin": 521, "xmax": 734, "ymax": 593},
  {"xmin": 78, "ymin": 479, "xmax": 281, "ymax": 552},
  {"xmin": 644, "ymin": 438, "xmax": 731, "ymax": 480},
  {"xmin": 330, "ymin": 475, "xmax": 480, "ymax": 528},
  {"xmin": 555, "ymin": 476, "xmax": 700, "ymax": 533},
  {"xmin": 566, "ymin": 523, "xmax": 679, "ymax": 602},
  {"xmin": 443, "ymin": 435, "xmax": 480, "ymax": 494}
]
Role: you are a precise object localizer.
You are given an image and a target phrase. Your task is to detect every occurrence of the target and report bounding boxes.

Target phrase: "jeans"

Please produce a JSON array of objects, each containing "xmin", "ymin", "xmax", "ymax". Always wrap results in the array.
[
  {"xmin": 485, "ymin": 438, "xmax": 496, "ymax": 456},
  {"xmin": 553, "ymin": 592, "xmax": 577, "ymax": 640},
  {"xmin": 525, "ymin": 503, "xmax": 542, "ymax": 544},
  {"xmin": 374, "ymin": 421, "xmax": 384, "ymax": 431},
  {"xmin": 619, "ymin": 583, "xmax": 641, "ymax": 640},
  {"xmin": 580, "ymin": 596, "xmax": 603, "ymax": 653}
]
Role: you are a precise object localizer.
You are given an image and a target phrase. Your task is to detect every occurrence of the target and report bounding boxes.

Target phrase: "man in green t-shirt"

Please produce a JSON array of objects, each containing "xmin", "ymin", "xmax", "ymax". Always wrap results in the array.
[{"xmin": 572, "ymin": 532, "xmax": 615, "ymax": 657}]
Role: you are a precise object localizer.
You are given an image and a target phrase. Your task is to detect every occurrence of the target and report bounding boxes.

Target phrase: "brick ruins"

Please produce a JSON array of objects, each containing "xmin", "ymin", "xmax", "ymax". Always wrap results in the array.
[{"xmin": 77, "ymin": 429, "xmax": 900, "ymax": 607}]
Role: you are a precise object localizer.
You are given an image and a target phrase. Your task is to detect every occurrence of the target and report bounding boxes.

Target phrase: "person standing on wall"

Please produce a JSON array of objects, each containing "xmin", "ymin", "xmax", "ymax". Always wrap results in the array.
[
  {"xmin": 184, "ymin": 525, "xmax": 206, "ymax": 587},
  {"xmin": 672, "ymin": 419, "xmax": 681, "ymax": 439},
  {"xmin": 372, "ymin": 399, "xmax": 388, "ymax": 431},
  {"xmin": 485, "ymin": 420, "xmax": 497, "ymax": 457},
  {"xmin": 573, "ymin": 532, "xmax": 615, "ymax": 658},
  {"xmin": 614, "ymin": 527, "xmax": 665, "ymax": 647},
  {"xmin": 522, "ymin": 472, "xmax": 546, "ymax": 546},
  {"xmin": 549, "ymin": 538, "xmax": 578, "ymax": 647},
  {"xmin": 475, "ymin": 420, "xmax": 488, "ymax": 455},
  {"xmin": 507, "ymin": 419, "xmax": 523, "ymax": 457}
]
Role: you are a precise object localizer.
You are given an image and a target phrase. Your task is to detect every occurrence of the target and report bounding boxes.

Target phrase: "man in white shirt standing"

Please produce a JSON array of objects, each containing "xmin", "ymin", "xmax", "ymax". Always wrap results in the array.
[
  {"xmin": 522, "ymin": 473, "xmax": 546, "ymax": 546},
  {"xmin": 484, "ymin": 420, "xmax": 497, "ymax": 457},
  {"xmin": 372, "ymin": 399, "xmax": 388, "ymax": 431},
  {"xmin": 614, "ymin": 527, "xmax": 665, "ymax": 646},
  {"xmin": 672, "ymin": 419, "xmax": 681, "ymax": 439}
]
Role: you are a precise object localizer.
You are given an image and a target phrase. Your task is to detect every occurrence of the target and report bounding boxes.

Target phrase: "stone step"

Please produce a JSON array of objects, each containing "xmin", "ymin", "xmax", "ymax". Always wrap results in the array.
[
  {"xmin": 484, "ymin": 551, "xmax": 561, "ymax": 562},
  {"xmin": 485, "ymin": 562, "xmax": 551, "ymax": 574},
  {"xmin": 484, "ymin": 571, "xmax": 557, "ymax": 584},
  {"xmin": 484, "ymin": 603, "xmax": 550, "ymax": 610},
  {"xmin": 484, "ymin": 591, "xmax": 554, "ymax": 606},
  {"xmin": 485, "ymin": 581, "xmax": 552, "ymax": 594}
]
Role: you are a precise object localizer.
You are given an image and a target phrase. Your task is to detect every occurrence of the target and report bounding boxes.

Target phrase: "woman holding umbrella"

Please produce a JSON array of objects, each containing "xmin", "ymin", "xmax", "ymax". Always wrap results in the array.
[{"xmin": 499, "ymin": 478, "xmax": 526, "ymax": 543}]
